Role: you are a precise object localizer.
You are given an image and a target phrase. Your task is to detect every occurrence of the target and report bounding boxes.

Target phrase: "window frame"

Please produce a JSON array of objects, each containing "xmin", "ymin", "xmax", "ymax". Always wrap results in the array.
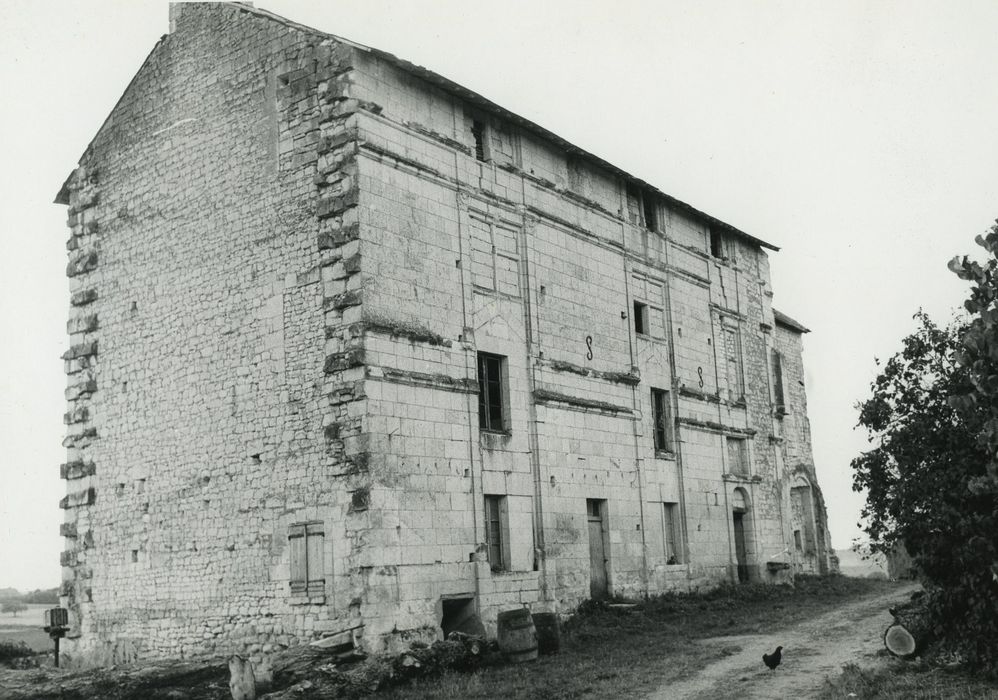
[
  {"xmin": 771, "ymin": 349, "xmax": 786, "ymax": 414},
  {"xmin": 478, "ymin": 352, "xmax": 509, "ymax": 433},
  {"xmin": 662, "ymin": 502, "xmax": 682, "ymax": 564},
  {"xmin": 484, "ymin": 494, "xmax": 510, "ymax": 572},
  {"xmin": 633, "ymin": 300, "xmax": 650, "ymax": 336},
  {"xmin": 471, "ymin": 118, "xmax": 488, "ymax": 162},
  {"xmin": 721, "ymin": 321, "xmax": 745, "ymax": 401},
  {"xmin": 709, "ymin": 228, "xmax": 724, "ymax": 258},
  {"xmin": 289, "ymin": 521, "xmax": 325, "ymax": 604},
  {"xmin": 651, "ymin": 387, "xmax": 673, "ymax": 454},
  {"xmin": 726, "ymin": 436, "xmax": 750, "ymax": 477}
]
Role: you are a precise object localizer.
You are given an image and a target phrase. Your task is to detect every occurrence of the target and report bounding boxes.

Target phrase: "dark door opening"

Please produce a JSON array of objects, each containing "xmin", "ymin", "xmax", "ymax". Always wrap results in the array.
[{"xmin": 733, "ymin": 510, "xmax": 749, "ymax": 583}]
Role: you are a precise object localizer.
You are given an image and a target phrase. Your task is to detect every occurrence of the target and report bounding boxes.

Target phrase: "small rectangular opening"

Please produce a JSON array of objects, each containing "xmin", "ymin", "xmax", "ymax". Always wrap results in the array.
[
  {"xmin": 651, "ymin": 388, "xmax": 672, "ymax": 452},
  {"xmin": 472, "ymin": 120, "xmax": 486, "ymax": 162},
  {"xmin": 710, "ymin": 228, "xmax": 723, "ymax": 258},
  {"xmin": 633, "ymin": 301, "xmax": 649, "ymax": 335},
  {"xmin": 440, "ymin": 596, "xmax": 479, "ymax": 637},
  {"xmin": 642, "ymin": 195, "xmax": 657, "ymax": 231}
]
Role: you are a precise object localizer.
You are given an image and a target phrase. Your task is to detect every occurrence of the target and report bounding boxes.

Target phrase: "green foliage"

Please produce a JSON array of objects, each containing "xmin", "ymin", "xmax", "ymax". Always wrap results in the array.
[{"xmin": 853, "ymin": 221, "xmax": 998, "ymax": 672}]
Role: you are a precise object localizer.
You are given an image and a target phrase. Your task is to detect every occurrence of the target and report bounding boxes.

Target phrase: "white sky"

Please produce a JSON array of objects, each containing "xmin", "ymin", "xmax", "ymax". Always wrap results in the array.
[{"xmin": 1, "ymin": 0, "xmax": 996, "ymax": 591}]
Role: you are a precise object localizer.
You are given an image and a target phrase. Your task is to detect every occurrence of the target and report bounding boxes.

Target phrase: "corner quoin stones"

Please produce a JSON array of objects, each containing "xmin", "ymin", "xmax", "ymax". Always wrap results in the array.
[{"xmin": 54, "ymin": 2, "xmax": 835, "ymax": 667}]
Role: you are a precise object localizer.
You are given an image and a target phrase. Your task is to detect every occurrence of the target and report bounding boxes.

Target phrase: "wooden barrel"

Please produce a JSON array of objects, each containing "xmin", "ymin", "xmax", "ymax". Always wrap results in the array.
[
  {"xmin": 532, "ymin": 612, "xmax": 560, "ymax": 655},
  {"xmin": 497, "ymin": 609, "xmax": 538, "ymax": 662}
]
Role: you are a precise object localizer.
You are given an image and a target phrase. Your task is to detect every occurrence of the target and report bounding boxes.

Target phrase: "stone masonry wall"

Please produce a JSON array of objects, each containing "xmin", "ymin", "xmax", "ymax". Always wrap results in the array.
[
  {"xmin": 343, "ymin": 41, "xmax": 829, "ymax": 631},
  {"xmin": 57, "ymin": 4, "xmax": 374, "ymax": 666},
  {"xmin": 57, "ymin": 3, "xmax": 834, "ymax": 661}
]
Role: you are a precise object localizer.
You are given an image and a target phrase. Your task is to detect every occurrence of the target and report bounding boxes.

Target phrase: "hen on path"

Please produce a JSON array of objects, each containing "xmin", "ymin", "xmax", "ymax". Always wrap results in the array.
[{"xmin": 762, "ymin": 645, "xmax": 783, "ymax": 671}]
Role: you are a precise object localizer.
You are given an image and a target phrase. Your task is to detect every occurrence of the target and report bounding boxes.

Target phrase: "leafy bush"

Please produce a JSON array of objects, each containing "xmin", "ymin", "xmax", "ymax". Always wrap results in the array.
[
  {"xmin": 852, "ymin": 221, "xmax": 998, "ymax": 673},
  {"xmin": 0, "ymin": 640, "xmax": 35, "ymax": 664}
]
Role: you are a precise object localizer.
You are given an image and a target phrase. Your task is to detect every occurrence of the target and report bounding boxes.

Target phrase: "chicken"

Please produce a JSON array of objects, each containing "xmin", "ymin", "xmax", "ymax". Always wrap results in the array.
[{"xmin": 762, "ymin": 645, "xmax": 783, "ymax": 671}]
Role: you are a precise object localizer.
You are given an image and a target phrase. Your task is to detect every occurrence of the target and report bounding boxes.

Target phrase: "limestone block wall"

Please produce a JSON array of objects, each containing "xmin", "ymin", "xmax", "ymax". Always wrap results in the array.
[
  {"xmin": 55, "ymin": 3, "xmax": 834, "ymax": 663},
  {"xmin": 775, "ymin": 322, "xmax": 834, "ymax": 574},
  {"xmin": 347, "ymin": 42, "xmax": 811, "ymax": 622},
  {"xmin": 55, "ymin": 3, "xmax": 379, "ymax": 666}
]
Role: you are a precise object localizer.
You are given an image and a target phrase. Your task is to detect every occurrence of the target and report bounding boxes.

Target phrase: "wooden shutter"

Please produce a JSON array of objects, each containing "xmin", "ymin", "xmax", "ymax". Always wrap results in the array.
[
  {"xmin": 306, "ymin": 523, "xmax": 324, "ymax": 598},
  {"xmin": 289, "ymin": 524, "xmax": 306, "ymax": 595}
]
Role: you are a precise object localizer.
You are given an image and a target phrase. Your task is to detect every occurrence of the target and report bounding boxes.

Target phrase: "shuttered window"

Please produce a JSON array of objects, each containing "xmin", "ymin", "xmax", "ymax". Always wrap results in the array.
[
  {"xmin": 484, "ymin": 495, "xmax": 508, "ymax": 572},
  {"xmin": 289, "ymin": 522, "xmax": 325, "ymax": 600},
  {"xmin": 662, "ymin": 502, "xmax": 681, "ymax": 564}
]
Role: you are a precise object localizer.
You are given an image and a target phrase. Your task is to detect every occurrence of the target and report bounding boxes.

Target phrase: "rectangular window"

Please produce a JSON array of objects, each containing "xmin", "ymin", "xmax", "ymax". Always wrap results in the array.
[
  {"xmin": 727, "ymin": 437, "xmax": 749, "ymax": 476},
  {"xmin": 643, "ymin": 195, "xmax": 658, "ymax": 231},
  {"xmin": 793, "ymin": 529, "xmax": 803, "ymax": 552},
  {"xmin": 772, "ymin": 350, "xmax": 786, "ymax": 413},
  {"xmin": 625, "ymin": 185, "xmax": 642, "ymax": 226},
  {"xmin": 651, "ymin": 388, "xmax": 672, "ymax": 452},
  {"xmin": 710, "ymin": 228, "xmax": 723, "ymax": 258},
  {"xmin": 484, "ymin": 495, "xmax": 508, "ymax": 572},
  {"xmin": 478, "ymin": 352, "xmax": 507, "ymax": 432},
  {"xmin": 472, "ymin": 119, "xmax": 487, "ymax": 162},
  {"xmin": 722, "ymin": 324, "xmax": 744, "ymax": 399},
  {"xmin": 633, "ymin": 301, "xmax": 649, "ymax": 335},
  {"xmin": 662, "ymin": 502, "xmax": 680, "ymax": 564},
  {"xmin": 289, "ymin": 522, "xmax": 325, "ymax": 600}
]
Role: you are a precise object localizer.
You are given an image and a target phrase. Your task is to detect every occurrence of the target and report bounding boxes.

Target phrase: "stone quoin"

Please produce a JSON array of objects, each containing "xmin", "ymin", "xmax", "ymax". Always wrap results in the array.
[{"xmin": 54, "ymin": 2, "xmax": 835, "ymax": 667}]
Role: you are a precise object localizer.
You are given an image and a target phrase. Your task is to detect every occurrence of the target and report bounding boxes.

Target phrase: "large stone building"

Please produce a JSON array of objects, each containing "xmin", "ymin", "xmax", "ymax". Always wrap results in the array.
[{"xmin": 55, "ymin": 3, "xmax": 833, "ymax": 665}]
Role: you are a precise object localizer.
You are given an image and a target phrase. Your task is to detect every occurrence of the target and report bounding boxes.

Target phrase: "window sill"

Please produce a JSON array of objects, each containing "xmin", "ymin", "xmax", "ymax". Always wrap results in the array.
[
  {"xmin": 654, "ymin": 450, "xmax": 676, "ymax": 461},
  {"xmin": 722, "ymin": 472, "xmax": 761, "ymax": 483},
  {"xmin": 480, "ymin": 429, "xmax": 512, "ymax": 437},
  {"xmin": 290, "ymin": 595, "xmax": 326, "ymax": 606}
]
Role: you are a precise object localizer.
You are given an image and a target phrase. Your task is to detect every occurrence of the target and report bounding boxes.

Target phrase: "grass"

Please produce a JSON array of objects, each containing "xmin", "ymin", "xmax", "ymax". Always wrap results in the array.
[
  {"xmin": 0, "ymin": 627, "xmax": 54, "ymax": 653},
  {"xmin": 819, "ymin": 660, "xmax": 998, "ymax": 699},
  {"xmin": 376, "ymin": 575, "xmax": 896, "ymax": 700}
]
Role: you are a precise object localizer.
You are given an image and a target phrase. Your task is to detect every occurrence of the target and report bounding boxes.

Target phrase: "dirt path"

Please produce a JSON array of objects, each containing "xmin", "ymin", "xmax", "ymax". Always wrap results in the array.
[{"xmin": 648, "ymin": 582, "xmax": 921, "ymax": 700}]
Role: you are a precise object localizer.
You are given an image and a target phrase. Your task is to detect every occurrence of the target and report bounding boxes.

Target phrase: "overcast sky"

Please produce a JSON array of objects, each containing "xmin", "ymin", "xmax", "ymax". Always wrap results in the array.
[{"xmin": 2, "ymin": 0, "xmax": 996, "ymax": 590}]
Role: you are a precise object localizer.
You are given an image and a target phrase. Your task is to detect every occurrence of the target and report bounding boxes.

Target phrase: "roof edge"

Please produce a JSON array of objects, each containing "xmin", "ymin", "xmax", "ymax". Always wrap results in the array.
[
  {"xmin": 774, "ymin": 309, "xmax": 811, "ymax": 334},
  {"xmin": 212, "ymin": 4, "xmax": 781, "ymax": 252}
]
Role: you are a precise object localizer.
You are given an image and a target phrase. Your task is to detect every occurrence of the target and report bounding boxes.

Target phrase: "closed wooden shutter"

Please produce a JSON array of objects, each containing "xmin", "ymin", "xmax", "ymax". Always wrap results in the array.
[{"xmin": 289, "ymin": 524, "xmax": 306, "ymax": 595}]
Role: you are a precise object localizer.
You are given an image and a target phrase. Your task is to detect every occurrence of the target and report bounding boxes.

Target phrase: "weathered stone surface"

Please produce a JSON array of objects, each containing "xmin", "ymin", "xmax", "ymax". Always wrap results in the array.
[
  {"xmin": 70, "ymin": 289, "xmax": 98, "ymax": 306},
  {"xmin": 52, "ymin": 1, "xmax": 833, "ymax": 669},
  {"xmin": 66, "ymin": 251, "xmax": 98, "ymax": 278},
  {"xmin": 61, "ymin": 341, "xmax": 98, "ymax": 360},
  {"xmin": 61, "ymin": 460, "xmax": 97, "ymax": 480}
]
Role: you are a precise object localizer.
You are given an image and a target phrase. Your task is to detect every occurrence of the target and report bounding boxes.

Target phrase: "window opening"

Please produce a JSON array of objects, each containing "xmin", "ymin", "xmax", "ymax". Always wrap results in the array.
[
  {"xmin": 652, "ymin": 388, "xmax": 672, "ymax": 452},
  {"xmin": 727, "ymin": 437, "xmax": 749, "ymax": 476},
  {"xmin": 663, "ymin": 502, "xmax": 680, "ymax": 564},
  {"xmin": 772, "ymin": 350, "xmax": 785, "ymax": 413},
  {"xmin": 643, "ymin": 195, "xmax": 657, "ymax": 231},
  {"xmin": 478, "ymin": 352, "xmax": 506, "ymax": 432},
  {"xmin": 710, "ymin": 228, "xmax": 723, "ymax": 258},
  {"xmin": 484, "ymin": 495, "xmax": 507, "ymax": 571},
  {"xmin": 472, "ymin": 120, "xmax": 486, "ymax": 162},
  {"xmin": 633, "ymin": 301, "xmax": 649, "ymax": 335}
]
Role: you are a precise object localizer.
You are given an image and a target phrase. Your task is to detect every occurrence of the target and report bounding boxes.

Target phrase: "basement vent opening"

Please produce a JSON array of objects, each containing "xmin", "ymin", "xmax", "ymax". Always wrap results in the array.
[{"xmin": 440, "ymin": 596, "xmax": 479, "ymax": 638}]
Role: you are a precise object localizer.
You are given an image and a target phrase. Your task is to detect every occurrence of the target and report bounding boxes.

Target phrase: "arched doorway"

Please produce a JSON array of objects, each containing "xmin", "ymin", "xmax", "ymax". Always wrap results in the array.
[
  {"xmin": 790, "ymin": 475, "xmax": 818, "ymax": 573},
  {"xmin": 732, "ymin": 488, "xmax": 751, "ymax": 583}
]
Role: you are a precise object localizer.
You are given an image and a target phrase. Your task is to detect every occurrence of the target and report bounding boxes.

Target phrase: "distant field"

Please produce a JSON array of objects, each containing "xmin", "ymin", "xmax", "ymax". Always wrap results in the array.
[
  {"xmin": 0, "ymin": 604, "xmax": 50, "ymax": 628},
  {"xmin": 0, "ymin": 604, "xmax": 58, "ymax": 653}
]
